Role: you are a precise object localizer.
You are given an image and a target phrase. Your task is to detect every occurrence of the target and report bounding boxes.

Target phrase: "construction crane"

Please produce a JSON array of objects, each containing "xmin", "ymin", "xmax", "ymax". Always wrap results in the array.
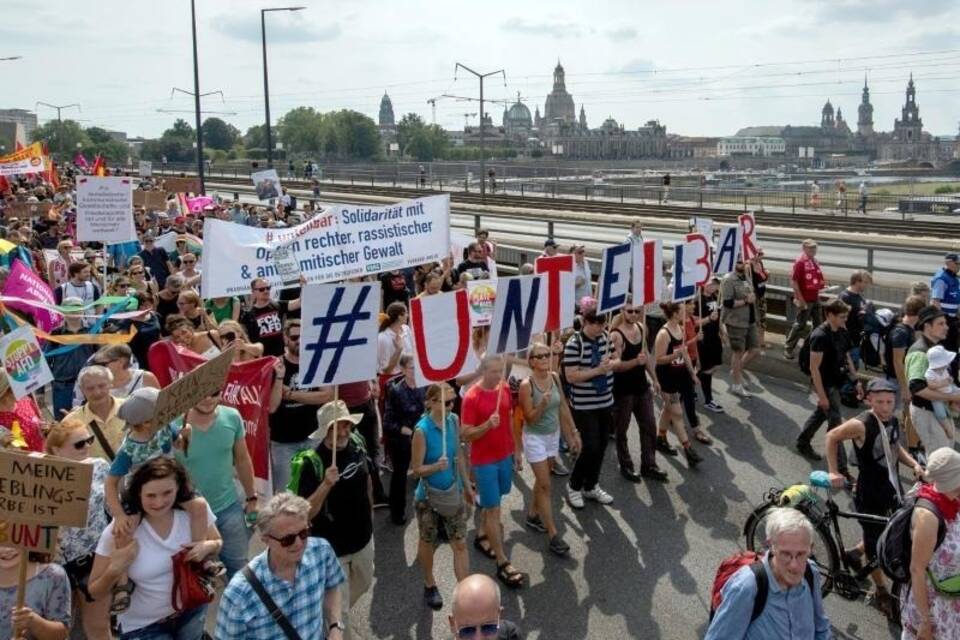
[
  {"xmin": 462, "ymin": 112, "xmax": 477, "ymax": 128},
  {"xmin": 426, "ymin": 97, "xmax": 438, "ymax": 124}
]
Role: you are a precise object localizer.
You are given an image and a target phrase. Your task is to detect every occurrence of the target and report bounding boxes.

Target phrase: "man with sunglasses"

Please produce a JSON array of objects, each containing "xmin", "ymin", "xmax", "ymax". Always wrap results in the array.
[
  {"xmin": 240, "ymin": 277, "xmax": 302, "ymax": 358},
  {"xmin": 138, "ymin": 232, "xmax": 174, "ymax": 289},
  {"xmin": 216, "ymin": 493, "xmax": 346, "ymax": 640},
  {"xmin": 449, "ymin": 574, "xmax": 522, "ymax": 640}
]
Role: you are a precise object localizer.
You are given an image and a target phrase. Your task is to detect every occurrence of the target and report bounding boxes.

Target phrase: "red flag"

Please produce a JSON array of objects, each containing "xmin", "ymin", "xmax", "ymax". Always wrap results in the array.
[
  {"xmin": 47, "ymin": 159, "xmax": 60, "ymax": 189},
  {"xmin": 15, "ymin": 141, "xmax": 24, "ymax": 152},
  {"xmin": 91, "ymin": 154, "xmax": 107, "ymax": 177},
  {"xmin": 0, "ymin": 175, "xmax": 9, "ymax": 194}
]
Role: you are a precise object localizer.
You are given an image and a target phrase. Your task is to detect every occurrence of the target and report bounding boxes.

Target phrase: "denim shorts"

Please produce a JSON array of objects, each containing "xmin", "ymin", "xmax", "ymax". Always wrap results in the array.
[{"xmin": 473, "ymin": 456, "xmax": 513, "ymax": 509}]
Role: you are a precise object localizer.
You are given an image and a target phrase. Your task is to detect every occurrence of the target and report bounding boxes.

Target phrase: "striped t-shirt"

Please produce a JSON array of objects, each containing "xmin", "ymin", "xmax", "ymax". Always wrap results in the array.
[{"xmin": 563, "ymin": 331, "xmax": 615, "ymax": 411}]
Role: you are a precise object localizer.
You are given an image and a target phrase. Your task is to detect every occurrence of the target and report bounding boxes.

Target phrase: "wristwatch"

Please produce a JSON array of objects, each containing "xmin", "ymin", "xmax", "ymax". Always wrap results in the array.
[{"xmin": 329, "ymin": 621, "xmax": 345, "ymax": 632}]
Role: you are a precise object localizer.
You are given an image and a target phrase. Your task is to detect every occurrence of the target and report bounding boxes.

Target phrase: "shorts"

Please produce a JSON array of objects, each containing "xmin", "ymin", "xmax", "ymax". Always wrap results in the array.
[
  {"xmin": 755, "ymin": 297, "xmax": 768, "ymax": 330},
  {"xmin": 416, "ymin": 500, "xmax": 467, "ymax": 546},
  {"xmin": 854, "ymin": 496, "xmax": 896, "ymax": 561},
  {"xmin": 474, "ymin": 456, "xmax": 514, "ymax": 509},
  {"xmin": 726, "ymin": 324, "xmax": 759, "ymax": 352},
  {"xmin": 522, "ymin": 430, "xmax": 560, "ymax": 464}
]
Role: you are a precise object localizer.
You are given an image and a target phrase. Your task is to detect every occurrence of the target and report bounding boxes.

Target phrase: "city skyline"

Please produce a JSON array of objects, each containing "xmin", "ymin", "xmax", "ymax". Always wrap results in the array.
[{"xmin": 2, "ymin": 0, "xmax": 959, "ymax": 139}]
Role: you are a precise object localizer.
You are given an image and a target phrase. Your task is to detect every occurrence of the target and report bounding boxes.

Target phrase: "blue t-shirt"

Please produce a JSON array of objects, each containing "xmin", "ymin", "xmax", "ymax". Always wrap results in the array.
[{"xmin": 109, "ymin": 423, "xmax": 181, "ymax": 477}]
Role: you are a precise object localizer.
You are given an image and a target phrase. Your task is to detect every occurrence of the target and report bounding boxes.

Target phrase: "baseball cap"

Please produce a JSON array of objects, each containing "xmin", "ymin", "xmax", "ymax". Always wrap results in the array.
[
  {"xmin": 543, "ymin": 238, "xmax": 558, "ymax": 248},
  {"xmin": 945, "ymin": 253, "xmax": 959, "ymax": 263},
  {"xmin": 865, "ymin": 378, "xmax": 898, "ymax": 394},
  {"xmin": 117, "ymin": 387, "xmax": 160, "ymax": 426}
]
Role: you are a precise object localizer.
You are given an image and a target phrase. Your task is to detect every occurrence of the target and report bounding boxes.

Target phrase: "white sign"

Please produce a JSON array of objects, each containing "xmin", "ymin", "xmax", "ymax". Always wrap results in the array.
[
  {"xmin": 76, "ymin": 176, "xmax": 136, "ymax": 244},
  {"xmin": 486, "ymin": 275, "xmax": 548, "ymax": 355},
  {"xmin": 200, "ymin": 195, "xmax": 451, "ymax": 298},
  {"xmin": 298, "ymin": 283, "xmax": 380, "ymax": 388},
  {"xmin": 691, "ymin": 216, "xmax": 714, "ymax": 240},
  {"xmin": 0, "ymin": 325, "xmax": 54, "ymax": 399},
  {"xmin": 409, "ymin": 289, "xmax": 480, "ymax": 387},
  {"xmin": 139, "ymin": 160, "xmax": 153, "ymax": 177},
  {"xmin": 251, "ymin": 168, "xmax": 282, "ymax": 201}
]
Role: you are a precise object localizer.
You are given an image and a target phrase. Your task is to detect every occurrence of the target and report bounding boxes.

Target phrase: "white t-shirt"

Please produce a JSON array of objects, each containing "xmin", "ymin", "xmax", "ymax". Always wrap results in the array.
[
  {"xmin": 96, "ymin": 504, "xmax": 216, "ymax": 632},
  {"xmin": 377, "ymin": 325, "xmax": 413, "ymax": 375}
]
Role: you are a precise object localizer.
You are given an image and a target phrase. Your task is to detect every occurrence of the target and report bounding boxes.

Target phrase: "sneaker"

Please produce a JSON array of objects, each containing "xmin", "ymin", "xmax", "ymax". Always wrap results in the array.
[
  {"xmin": 566, "ymin": 484, "xmax": 585, "ymax": 509},
  {"xmin": 684, "ymin": 446, "xmax": 703, "ymax": 467},
  {"xmin": 619, "ymin": 467, "xmax": 642, "ymax": 483},
  {"xmin": 704, "ymin": 401, "xmax": 725, "ymax": 413},
  {"xmin": 783, "ymin": 348, "xmax": 796, "ymax": 360},
  {"xmin": 424, "ymin": 585, "xmax": 443, "ymax": 610},
  {"xmin": 796, "ymin": 441, "xmax": 823, "ymax": 462},
  {"xmin": 372, "ymin": 500, "xmax": 390, "ymax": 510},
  {"xmin": 656, "ymin": 435, "xmax": 678, "ymax": 456},
  {"xmin": 548, "ymin": 534, "xmax": 570, "ymax": 557},
  {"xmin": 640, "ymin": 466, "xmax": 669, "ymax": 482},
  {"xmin": 730, "ymin": 384, "xmax": 752, "ymax": 398},
  {"xmin": 583, "ymin": 485, "xmax": 614, "ymax": 505},
  {"xmin": 525, "ymin": 514, "xmax": 547, "ymax": 533},
  {"xmin": 551, "ymin": 457, "xmax": 571, "ymax": 476}
]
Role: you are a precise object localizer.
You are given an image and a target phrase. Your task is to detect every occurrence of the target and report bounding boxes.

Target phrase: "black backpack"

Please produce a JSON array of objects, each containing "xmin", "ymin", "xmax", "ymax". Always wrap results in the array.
[{"xmin": 876, "ymin": 495, "xmax": 947, "ymax": 583}]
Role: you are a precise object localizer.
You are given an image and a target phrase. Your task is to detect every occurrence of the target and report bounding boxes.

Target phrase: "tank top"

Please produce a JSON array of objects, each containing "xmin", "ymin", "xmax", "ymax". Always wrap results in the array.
[
  {"xmin": 612, "ymin": 325, "xmax": 649, "ymax": 395},
  {"xmin": 525, "ymin": 375, "xmax": 561, "ymax": 436},
  {"xmin": 414, "ymin": 413, "xmax": 460, "ymax": 502},
  {"xmin": 655, "ymin": 326, "xmax": 687, "ymax": 393},
  {"xmin": 206, "ymin": 298, "xmax": 235, "ymax": 325}
]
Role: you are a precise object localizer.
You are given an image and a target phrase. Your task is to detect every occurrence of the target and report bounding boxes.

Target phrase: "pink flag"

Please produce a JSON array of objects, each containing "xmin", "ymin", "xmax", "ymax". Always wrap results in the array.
[
  {"xmin": 185, "ymin": 195, "xmax": 215, "ymax": 213},
  {"xmin": 73, "ymin": 152, "xmax": 89, "ymax": 169},
  {"xmin": 2, "ymin": 261, "xmax": 63, "ymax": 332}
]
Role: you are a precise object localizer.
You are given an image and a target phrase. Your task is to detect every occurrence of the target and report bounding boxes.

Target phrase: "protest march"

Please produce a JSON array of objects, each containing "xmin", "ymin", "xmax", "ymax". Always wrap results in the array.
[{"xmin": 0, "ymin": 150, "xmax": 959, "ymax": 640}]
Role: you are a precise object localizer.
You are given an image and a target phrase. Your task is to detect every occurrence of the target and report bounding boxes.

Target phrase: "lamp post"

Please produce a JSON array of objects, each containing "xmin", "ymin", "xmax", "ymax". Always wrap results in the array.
[
  {"xmin": 454, "ymin": 63, "xmax": 505, "ymax": 199},
  {"xmin": 262, "ymin": 6, "xmax": 305, "ymax": 169},
  {"xmin": 189, "ymin": 0, "xmax": 206, "ymax": 194}
]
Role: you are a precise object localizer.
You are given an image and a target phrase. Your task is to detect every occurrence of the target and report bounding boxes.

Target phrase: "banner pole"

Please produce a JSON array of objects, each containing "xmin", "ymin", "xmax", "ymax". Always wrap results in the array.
[
  {"xmin": 441, "ymin": 384, "xmax": 447, "ymax": 459},
  {"xmin": 331, "ymin": 386, "xmax": 338, "ymax": 470},
  {"xmin": 13, "ymin": 552, "xmax": 28, "ymax": 637}
]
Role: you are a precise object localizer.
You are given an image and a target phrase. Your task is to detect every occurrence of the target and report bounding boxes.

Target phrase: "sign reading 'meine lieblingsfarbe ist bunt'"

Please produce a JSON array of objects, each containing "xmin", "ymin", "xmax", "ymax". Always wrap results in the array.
[{"xmin": 200, "ymin": 194, "xmax": 450, "ymax": 298}]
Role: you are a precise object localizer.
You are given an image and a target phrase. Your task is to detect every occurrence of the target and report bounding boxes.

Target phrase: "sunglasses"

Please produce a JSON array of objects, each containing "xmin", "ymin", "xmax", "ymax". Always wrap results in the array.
[
  {"xmin": 623, "ymin": 308, "xmax": 639, "ymax": 315},
  {"xmin": 267, "ymin": 528, "xmax": 310, "ymax": 548},
  {"xmin": 456, "ymin": 622, "xmax": 500, "ymax": 639},
  {"xmin": 182, "ymin": 260, "xmax": 196, "ymax": 264},
  {"xmin": 254, "ymin": 286, "xmax": 270, "ymax": 292},
  {"xmin": 222, "ymin": 332, "xmax": 237, "ymax": 342},
  {"xmin": 72, "ymin": 436, "xmax": 95, "ymax": 450},
  {"xmin": 288, "ymin": 334, "xmax": 301, "ymax": 342},
  {"xmin": 130, "ymin": 270, "xmax": 144, "ymax": 275},
  {"xmin": 530, "ymin": 353, "xmax": 550, "ymax": 360}
]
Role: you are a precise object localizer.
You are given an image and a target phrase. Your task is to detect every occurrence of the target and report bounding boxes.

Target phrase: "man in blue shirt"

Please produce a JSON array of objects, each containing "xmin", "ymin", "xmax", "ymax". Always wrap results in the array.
[
  {"xmin": 930, "ymin": 253, "xmax": 960, "ymax": 374},
  {"xmin": 706, "ymin": 507, "xmax": 832, "ymax": 640}
]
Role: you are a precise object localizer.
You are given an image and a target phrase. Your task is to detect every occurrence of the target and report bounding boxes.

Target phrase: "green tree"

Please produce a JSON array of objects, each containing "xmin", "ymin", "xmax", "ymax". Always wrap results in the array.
[
  {"xmin": 201, "ymin": 117, "xmax": 239, "ymax": 151},
  {"xmin": 325, "ymin": 110, "xmax": 380, "ymax": 159},
  {"xmin": 277, "ymin": 107, "xmax": 324, "ymax": 153},
  {"xmin": 165, "ymin": 119, "xmax": 195, "ymax": 140},
  {"xmin": 81, "ymin": 127, "xmax": 131, "ymax": 163},
  {"xmin": 31, "ymin": 119, "xmax": 89, "ymax": 157},
  {"xmin": 243, "ymin": 124, "xmax": 266, "ymax": 149},
  {"xmin": 396, "ymin": 113, "xmax": 426, "ymax": 157}
]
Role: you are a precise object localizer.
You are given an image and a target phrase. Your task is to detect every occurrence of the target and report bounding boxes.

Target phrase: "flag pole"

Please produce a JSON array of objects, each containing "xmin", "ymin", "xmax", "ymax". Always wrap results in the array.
[
  {"xmin": 440, "ymin": 383, "xmax": 447, "ymax": 459},
  {"xmin": 331, "ymin": 386, "xmax": 338, "ymax": 470}
]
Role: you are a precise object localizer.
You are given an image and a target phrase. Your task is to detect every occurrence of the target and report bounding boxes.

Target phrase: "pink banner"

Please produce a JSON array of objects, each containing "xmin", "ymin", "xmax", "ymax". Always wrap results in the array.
[
  {"xmin": 185, "ymin": 195, "xmax": 215, "ymax": 213},
  {"xmin": 2, "ymin": 261, "xmax": 63, "ymax": 332}
]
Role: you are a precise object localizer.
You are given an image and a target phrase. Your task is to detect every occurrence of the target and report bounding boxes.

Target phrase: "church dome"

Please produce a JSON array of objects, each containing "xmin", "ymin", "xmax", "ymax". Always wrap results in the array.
[
  {"xmin": 379, "ymin": 92, "xmax": 395, "ymax": 127},
  {"xmin": 505, "ymin": 100, "xmax": 532, "ymax": 129},
  {"xmin": 821, "ymin": 100, "xmax": 833, "ymax": 116},
  {"xmin": 602, "ymin": 117, "xmax": 619, "ymax": 130}
]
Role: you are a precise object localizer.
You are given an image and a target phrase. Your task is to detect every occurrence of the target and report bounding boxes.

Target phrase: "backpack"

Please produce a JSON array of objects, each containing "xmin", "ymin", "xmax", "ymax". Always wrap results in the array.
[
  {"xmin": 861, "ymin": 306, "xmax": 895, "ymax": 369},
  {"xmin": 876, "ymin": 495, "xmax": 947, "ymax": 583},
  {"xmin": 709, "ymin": 551, "xmax": 815, "ymax": 622},
  {"xmin": 286, "ymin": 432, "xmax": 367, "ymax": 496}
]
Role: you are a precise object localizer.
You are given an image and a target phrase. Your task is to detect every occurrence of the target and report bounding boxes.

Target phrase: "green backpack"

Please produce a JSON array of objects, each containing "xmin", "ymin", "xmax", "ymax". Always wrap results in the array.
[{"xmin": 287, "ymin": 432, "xmax": 367, "ymax": 495}]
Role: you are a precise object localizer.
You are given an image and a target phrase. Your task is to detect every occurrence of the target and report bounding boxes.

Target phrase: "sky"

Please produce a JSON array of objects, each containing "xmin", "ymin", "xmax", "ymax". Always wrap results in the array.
[{"xmin": 3, "ymin": 0, "xmax": 960, "ymax": 140}]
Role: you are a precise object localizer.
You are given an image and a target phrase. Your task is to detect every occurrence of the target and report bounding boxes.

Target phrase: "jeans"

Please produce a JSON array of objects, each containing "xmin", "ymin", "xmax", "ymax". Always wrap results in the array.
[
  {"xmin": 52, "ymin": 381, "xmax": 75, "ymax": 419},
  {"xmin": 349, "ymin": 401, "xmax": 387, "ymax": 504},
  {"xmin": 215, "ymin": 500, "xmax": 251, "ymax": 581},
  {"xmin": 384, "ymin": 430, "xmax": 412, "ymax": 521},
  {"xmin": 569, "ymin": 406, "xmax": 613, "ymax": 492},
  {"xmin": 612, "ymin": 388, "xmax": 657, "ymax": 472},
  {"xmin": 784, "ymin": 300, "xmax": 824, "ymax": 351},
  {"xmin": 797, "ymin": 386, "xmax": 848, "ymax": 471},
  {"xmin": 119, "ymin": 606, "xmax": 206, "ymax": 639},
  {"xmin": 270, "ymin": 438, "xmax": 313, "ymax": 495}
]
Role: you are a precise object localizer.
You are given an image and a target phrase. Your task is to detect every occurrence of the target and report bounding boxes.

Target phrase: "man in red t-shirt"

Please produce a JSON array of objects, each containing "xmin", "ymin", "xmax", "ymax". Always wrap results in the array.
[
  {"xmin": 784, "ymin": 239, "xmax": 827, "ymax": 359},
  {"xmin": 461, "ymin": 355, "xmax": 524, "ymax": 588}
]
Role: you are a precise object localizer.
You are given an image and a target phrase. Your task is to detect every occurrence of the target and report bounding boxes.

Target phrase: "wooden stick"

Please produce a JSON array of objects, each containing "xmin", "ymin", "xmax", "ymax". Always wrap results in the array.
[
  {"xmin": 331, "ymin": 386, "xmax": 339, "ymax": 470},
  {"xmin": 441, "ymin": 385, "xmax": 447, "ymax": 458},
  {"xmin": 13, "ymin": 552, "xmax": 28, "ymax": 637}
]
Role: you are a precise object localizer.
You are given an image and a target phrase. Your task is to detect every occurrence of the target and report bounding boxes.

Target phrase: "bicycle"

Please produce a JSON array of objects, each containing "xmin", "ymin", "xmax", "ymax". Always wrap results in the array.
[{"xmin": 743, "ymin": 470, "xmax": 890, "ymax": 604}]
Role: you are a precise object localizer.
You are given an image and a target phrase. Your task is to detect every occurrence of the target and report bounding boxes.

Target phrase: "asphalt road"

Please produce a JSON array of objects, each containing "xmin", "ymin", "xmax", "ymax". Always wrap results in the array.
[{"xmin": 334, "ymin": 369, "xmax": 899, "ymax": 640}]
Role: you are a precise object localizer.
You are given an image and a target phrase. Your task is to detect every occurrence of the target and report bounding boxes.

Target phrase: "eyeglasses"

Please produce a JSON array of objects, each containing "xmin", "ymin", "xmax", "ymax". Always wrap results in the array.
[
  {"xmin": 267, "ymin": 528, "xmax": 310, "ymax": 547},
  {"xmin": 72, "ymin": 436, "xmax": 95, "ymax": 450},
  {"xmin": 773, "ymin": 548, "xmax": 810, "ymax": 564},
  {"xmin": 530, "ymin": 353, "xmax": 550, "ymax": 360},
  {"xmin": 456, "ymin": 622, "xmax": 500, "ymax": 639}
]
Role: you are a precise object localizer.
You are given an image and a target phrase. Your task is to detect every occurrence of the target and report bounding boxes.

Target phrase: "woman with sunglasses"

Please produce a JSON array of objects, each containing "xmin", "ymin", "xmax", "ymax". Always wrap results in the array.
[
  {"xmin": 653, "ymin": 302, "xmax": 702, "ymax": 468},
  {"xmin": 217, "ymin": 320, "xmax": 264, "ymax": 362},
  {"xmin": 45, "ymin": 419, "xmax": 112, "ymax": 639},
  {"xmin": 177, "ymin": 290, "xmax": 216, "ymax": 332},
  {"xmin": 412, "ymin": 383, "xmax": 475, "ymax": 610},
  {"xmin": 126, "ymin": 259, "xmax": 158, "ymax": 301},
  {"xmin": 89, "ymin": 457, "xmax": 221, "ymax": 640},
  {"xmin": 518, "ymin": 342, "xmax": 580, "ymax": 556}
]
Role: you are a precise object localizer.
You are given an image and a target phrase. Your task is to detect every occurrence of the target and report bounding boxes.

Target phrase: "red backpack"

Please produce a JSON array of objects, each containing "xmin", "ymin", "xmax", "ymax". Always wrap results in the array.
[{"xmin": 709, "ymin": 551, "xmax": 815, "ymax": 622}]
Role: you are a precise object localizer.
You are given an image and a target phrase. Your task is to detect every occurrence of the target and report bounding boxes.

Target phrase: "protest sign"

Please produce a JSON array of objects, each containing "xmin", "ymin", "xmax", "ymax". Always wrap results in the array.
[
  {"xmin": 298, "ymin": 283, "xmax": 380, "ymax": 388},
  {"xmin": 153, "ymin": 347, "xmax": 236, "ymax": 426},
  {"xmin": 534, "ymin": 255, "xmax": 575, "ymax": 331},
  {"xmin": 0, "ymin": 325, "xmax": 53, "ymax": 398},
  {"xmin": 139, "ymin": 160, "xmax": 152, "ymax": 177},
  {"xmin": 690, "ymin": 216, "xmax": 714, "ymax": 240},
  {"xmin": 132, "ymin": 190, "xmax": 167, "ymax": 210},
  {"xmin": 632, "ymin": 239, "xmax": 663, "ymax": 306},
  {"xmin": 220, "ymin": 357, "xmax": 275, "ymax": 496},
  {"xmin": 0, "ymin": 449, "xmax": 93, "ymax": 527},
  {"xmin": 0, "ymin": 519, "xmax": 59, "ymax": 553},
  {"xmin": 2, "ymin": 261, "xmax": 63, "ymax": 333},
  {"xmin": 251, "ymin": 169, "xmax": 282, "ymax": 201},
  {"xmin": 486, "ymin": 275, "xmax": 547, "ymax": 355},
  {"xmin": 673, "ymin": 234, "xmax": 712, "ymax": 302},
  {"xmin": 0, "ymin": 143, "xmax": 45, "ymax": 177},
  {"xmin": 410, "ymin": 289, "xmax": 480, "ymax": 387},
  {"xmin": 597, "ymin": 242, "xmax": 632, "ymax": 314},
  {"xmin": 200, "ymin": 194, "xmax": 451, "ymax": 298},
  {"xmin": 76, "ymin": 176, "xmax": 136, "ymax": 244},
  {"xmin": 739, "ymin": 213, "xmax": 760, "ymax": 261},
  {"xmin": 272, "ymin": 240, "xmax": 301, "ymax": 288},
  {"xmin": 467, "ymin": 280, "xmax": 496, "ymax": 327},
  {"xmin": 2, "ymin": 202, "xmax": 55, "ymax": 220},
  {"xmin": 713, "ymin": 225, "xmax": 742, "ymax": 275},
  {"xmin": 163, "ymin": 177, "xmax": 202, "ymax": 194}
]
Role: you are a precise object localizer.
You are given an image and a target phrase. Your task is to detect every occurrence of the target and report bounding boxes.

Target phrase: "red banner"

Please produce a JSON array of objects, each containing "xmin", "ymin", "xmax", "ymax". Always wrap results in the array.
[{"xmin": 147, "ymin": 341, "xmax": 275, "ymax": 493}]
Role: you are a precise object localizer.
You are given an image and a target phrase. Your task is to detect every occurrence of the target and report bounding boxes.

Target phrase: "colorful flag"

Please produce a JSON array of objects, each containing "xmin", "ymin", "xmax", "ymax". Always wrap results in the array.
[
  {"xmin": 73, "ymin": 152, "xmax": 89, "ymax": 169},
  {"xmin": 91, "ymin": 154, "xmax": 107, "ymax": 177}
]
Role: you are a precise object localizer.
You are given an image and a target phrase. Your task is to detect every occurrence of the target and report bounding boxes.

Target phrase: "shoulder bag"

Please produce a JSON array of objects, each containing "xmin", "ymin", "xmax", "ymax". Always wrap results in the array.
[{"xmin": 242, "ymin": 565, "xmax": 304, "ymax": 640}]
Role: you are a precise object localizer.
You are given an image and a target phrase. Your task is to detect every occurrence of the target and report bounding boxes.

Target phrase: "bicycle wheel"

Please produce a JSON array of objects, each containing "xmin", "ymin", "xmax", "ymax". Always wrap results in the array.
[{"xmin": 743, "ymin": 501, "xmax": 839, "ymax": 599}]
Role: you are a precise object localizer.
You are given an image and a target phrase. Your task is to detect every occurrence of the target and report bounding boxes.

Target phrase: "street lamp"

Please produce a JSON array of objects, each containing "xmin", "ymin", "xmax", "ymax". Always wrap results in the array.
[{"xmin": 262, "ymin": 6, "xmax": 305, "ymax": 169}]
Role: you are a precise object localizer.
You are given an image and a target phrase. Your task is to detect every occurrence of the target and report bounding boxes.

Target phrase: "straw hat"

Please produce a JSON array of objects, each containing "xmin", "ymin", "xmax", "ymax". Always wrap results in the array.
[{"xmin": 309, "ymin": 400, "xmax": 362, "ymax": 440}]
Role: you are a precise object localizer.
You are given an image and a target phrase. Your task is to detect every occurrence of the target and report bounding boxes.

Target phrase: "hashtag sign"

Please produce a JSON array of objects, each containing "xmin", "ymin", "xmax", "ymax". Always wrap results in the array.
[{"xmin": 301, "ymin": 284, "xmax": 378, "ymax": 386}]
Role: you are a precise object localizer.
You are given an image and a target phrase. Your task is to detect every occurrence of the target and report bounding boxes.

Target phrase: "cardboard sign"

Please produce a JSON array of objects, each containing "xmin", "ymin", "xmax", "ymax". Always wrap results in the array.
[
  {"xmin": 2, "ymin": 202, "xmax": 55, "ymax": 220},
  {"xmin": 153, "ymin": 347, "xmax": 236, "ymax": 426},
  {"xmin": 0, "ymin": 519, "xmax": 59, "ymax": 553},
  {"xmin": 251, "ymin": 169, "xmax": 282, "ymax": 201},
  {"xmin": 0, "ymin": 325, "xmax": 54, "ymax": 398},
  {"xmin": 76, "ymin": 176, "xmax": 136, "ymax": 244},
  {"xmin": 133, "ymin": 190, "xmax": 168, "ymax": 210},
  {"xmin": 0, "ymin": 450, "xmax": 93, "ymax": 527},
  {"xmin": 139, "ymin": 160, "xmax": 153, "ymax": 177},
  {"xmin": 163, "ymin": 177, "xmax": 202, "ymax": 194}
]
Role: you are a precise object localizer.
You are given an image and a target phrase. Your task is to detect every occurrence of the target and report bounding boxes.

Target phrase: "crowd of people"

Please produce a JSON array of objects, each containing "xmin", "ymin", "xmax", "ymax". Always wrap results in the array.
[{"xmin": 0, "ymin": 161, "xmax": 958, "ymax": 640}]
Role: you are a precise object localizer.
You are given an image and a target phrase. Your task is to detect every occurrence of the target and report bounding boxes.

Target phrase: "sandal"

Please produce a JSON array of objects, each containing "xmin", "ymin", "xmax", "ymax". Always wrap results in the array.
[
  {"xmin": 496, "ymin": 561, "xmax": 525, "ymax": 589},
  {"xmin": 473, "ymin": 535, "xmax": 496, "ymax": 560},
  {"xmin": 110, "ymin": 580, "xmax": 136, "ymax": 614},
  {"xmin": 693, "ymin": 430, "xmax": 712, "ymax": 445}
]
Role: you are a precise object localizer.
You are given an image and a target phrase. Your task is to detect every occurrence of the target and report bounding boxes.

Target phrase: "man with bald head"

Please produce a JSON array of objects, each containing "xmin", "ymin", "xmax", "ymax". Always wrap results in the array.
[{"xmin": 449, "ymin": 574, "xmax": 522, "ymax": 639}]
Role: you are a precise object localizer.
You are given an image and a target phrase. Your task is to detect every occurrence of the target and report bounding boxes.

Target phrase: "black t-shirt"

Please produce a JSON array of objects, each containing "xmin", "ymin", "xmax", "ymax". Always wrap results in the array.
[
  {"xmin": 269, "ymin": 356, "xmax": 319, "ymax": 443},
  {"xmin": 295, "ymin": 438, "xmax": 373, "ymax": 556},
  {"xmin": 853, "ymin": 411, "xmax": 901, "ymax": 512},
  {"xmin": 884, "ymin": 321, "xmax": 914, "ymax": 379},
  {"xmin": 240, "ymin": 300, "xmax": 290, "ymax": 357},
  {"xmin": 380, "ymin": 272, "xmax": 411, "ymax": 308},
  {"xmin": 809, "ymin": 323, "xmax": 850, "ymax": 389},
  {"xmin": 839, "ymin": 289, "xmax": 867, "ymax": 343},
  {"xmin": 454, "ymin": 259, "xmax": 489, "ymax": 281}
]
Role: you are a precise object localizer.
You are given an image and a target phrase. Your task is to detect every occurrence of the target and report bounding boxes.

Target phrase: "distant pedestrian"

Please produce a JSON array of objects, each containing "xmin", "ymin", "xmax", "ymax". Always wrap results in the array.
[
  {"xmin": 858, "ymin": 182, "xmax": 868, "ymax": 214},
  {"xmin": 838, "ymin": 270, "xmax": 873, "ymax": 371},
  {"xmin": 721, "ymin": 261, "xmax": 760, "ymax": 397},
  {"xmin": 810, "ymin": 180, "xmax": 821, "ymax": 209},
  {"xmin": 662, "ymin": 173, "xmax": 671, "ymax": 203},
  {"xmin": 419, "ymin": 165, "xmax": 426, "ymax": 188},
  {"xmin": 784, "ymin": 239, "xmax": 827, "ymax": 360}
]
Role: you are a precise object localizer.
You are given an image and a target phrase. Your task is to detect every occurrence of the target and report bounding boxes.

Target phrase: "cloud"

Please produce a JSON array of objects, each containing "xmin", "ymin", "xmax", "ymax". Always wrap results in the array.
[
  {"xmin": 901, "ymin": 26, "xmax": 960, "ymax": 51},
  {"xmin": 803, "ymin": 0, "xmax": 956, "ymax": 23},
  {"xmin": 500, "ymin": 17, "xmax": 584, "ymax": 38},
  {"xmin": 606, "ymin": 27, "xmax": 637, "ymax": 41},
  {"xmin": 212, "ymin": 14, "xmax": 341, "ymax": 44},
  {"xmin": 618, "ymin": 58, "xmax": 655, "ymax": 74}
]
